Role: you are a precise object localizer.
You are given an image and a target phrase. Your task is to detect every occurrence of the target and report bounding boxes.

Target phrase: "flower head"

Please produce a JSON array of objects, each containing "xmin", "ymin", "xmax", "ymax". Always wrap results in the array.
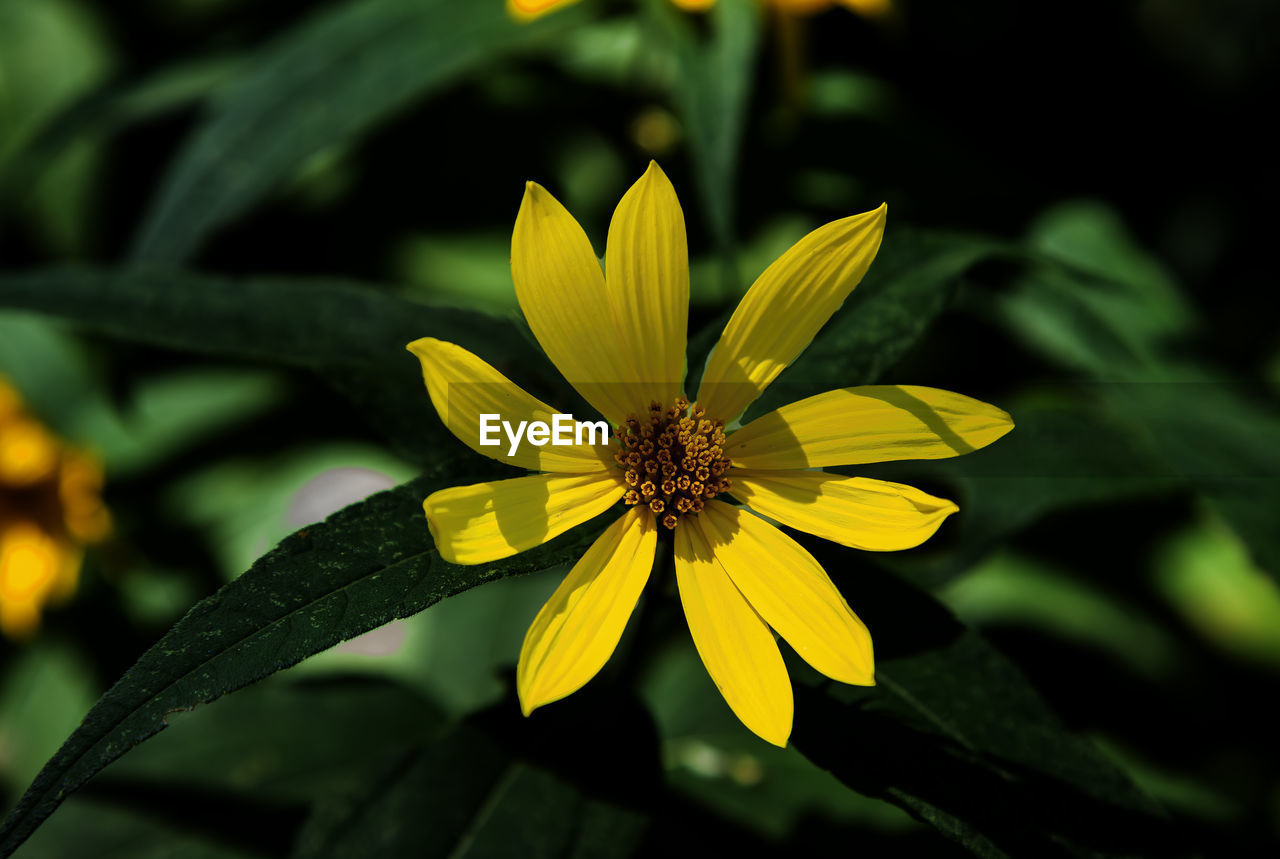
[
  {"xmin": 0, "ymin": 378, "xmax": 110, "ymax": 639},
  {"xmin": 408, "ymin": 162, "xmax": 1011, "ymax": 744}
]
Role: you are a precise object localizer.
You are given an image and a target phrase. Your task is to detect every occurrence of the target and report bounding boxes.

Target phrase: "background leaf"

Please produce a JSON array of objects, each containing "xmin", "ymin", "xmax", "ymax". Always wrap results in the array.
[
  {"xmin": 128, "ymin": 0, "xmax": 586, "ymax": 265},
  {"xmin": 98, "ymin": 676, "xmax": 445, "ymax": 805},
  {"xmin": 294, "ymin": 723, "xmax": 647, "ymax": 859},
  {"xmin": 0, "ymin": 462, "xmax": 613, "ymax": 857},
  {"xmin": 0, "ymin": 267, "xmax": 562, "ymax": 466},
  {"xmin": 650, "ymin": 0, "xmax": 759, "ymax": 294},
  {"xmin": 789, "ymin": 545, "xmax": 1177, "ymax": 857}
]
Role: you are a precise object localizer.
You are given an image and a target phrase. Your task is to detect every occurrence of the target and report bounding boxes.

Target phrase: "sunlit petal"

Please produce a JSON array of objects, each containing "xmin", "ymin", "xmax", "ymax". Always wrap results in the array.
[
  {"xmin": 731, "ymin": 469, "xmax": 957, "ymax": 551},
  {"xmin": 518, "ymin": 507, "xmax": 656, "ymax": 714},
  {"xmin": 512, "ymin": 182, "xmax": 653, "ymax": 424},
  {"xmin": 698, "ymin": 500, "xmax": 874, "ymax": 685},
  {"xmin": 605, "ymin": 161, "xmax": 689, "ymax": 406},
  {"xmin": 424, "ymin": 472, "xmax": 624, "ymax": 565},
  {"xmin": 696, "ymin": 205, "xmax": 887, "ymax": 421},
  {"xmin": 726, "ymin": 385, "xmax": 1013, "ymax": 469},
  {"xmin": 408, "ymin": 338, "xmax": 612, "ymax": 474},
  {"xmin": 675, "ymin": 518, "xmax": 793, "ymax": 746}
]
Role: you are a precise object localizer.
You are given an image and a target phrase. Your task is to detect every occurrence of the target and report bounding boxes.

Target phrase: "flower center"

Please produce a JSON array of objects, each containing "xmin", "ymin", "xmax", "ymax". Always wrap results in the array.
[{"xmin": 612, "ymin": 396, "xmax": 732, "ymax": 530}]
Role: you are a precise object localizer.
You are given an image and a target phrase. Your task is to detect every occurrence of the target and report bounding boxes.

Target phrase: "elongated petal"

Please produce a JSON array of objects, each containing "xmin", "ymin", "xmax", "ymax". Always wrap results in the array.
[
  {"xmin": 726, "ymin": 385, "xmax": 1014, "ymax": 469},
  {"xmin": 424, "ymin": 472, "xmax": 623, "ymax": 565},
  {"xmin": 697, "ymin": 501, "xmax": 874, "ymax": 685},
  {"xmin": 518, "ymin": 507, "xmax": 656, "ymax": 714},
  {"xmin": 408, "ymin": 338, "xmax": 612, "ymax": 474},
  {"xmin": 675, "ymin": 520, "xmax": 792, "ymax": 746},
  {"xmin": 730, "ymin": 469, "xmax": 957, "ymax": 551},
  {"xmin": 696, "ymin": 205, "xmax": 887, "ymax": 421},
  {"xmin": 512, "ymin": 182, "xmax": 651, "ymax": 424},
  {"xmin": 605, "ymin": 161, "xmax": 688, "ymax": 406}
]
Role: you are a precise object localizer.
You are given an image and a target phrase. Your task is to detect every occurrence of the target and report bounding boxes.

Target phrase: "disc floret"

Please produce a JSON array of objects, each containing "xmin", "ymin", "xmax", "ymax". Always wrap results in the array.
[{"xmin": 613, "ymin": 396, "xmax": 732, "ymax": 529}]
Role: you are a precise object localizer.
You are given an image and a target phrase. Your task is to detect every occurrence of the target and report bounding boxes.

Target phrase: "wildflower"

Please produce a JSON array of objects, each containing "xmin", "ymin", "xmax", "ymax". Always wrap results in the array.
[
  {"xmin": 0, "ymin": 377, "xmax": 110, "ymax": 639},
  {"xmin": 408, "ymin": 163, "xmax": 1011, "ymax": 745}
]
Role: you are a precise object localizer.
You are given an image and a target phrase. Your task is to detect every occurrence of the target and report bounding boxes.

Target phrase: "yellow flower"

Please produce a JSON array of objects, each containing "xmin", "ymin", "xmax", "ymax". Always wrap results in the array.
[
  {"xmin": 407, "ymin": 163, "xmax": 1011, "ymax": 745},
  {"xmin": 508, "ymin": 0, "xmax": 890, "ymax": 21},
  {"xmin": 0, "ymin": 377, "xmax": 110, "ymax": 640}
]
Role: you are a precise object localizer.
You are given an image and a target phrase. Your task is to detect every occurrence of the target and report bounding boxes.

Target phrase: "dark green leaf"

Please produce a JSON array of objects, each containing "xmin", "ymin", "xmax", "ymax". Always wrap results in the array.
[
  {"xmin": 978, "ymin": 228, "xmax": 1280, "ymax": 582},
  {"xmin": 0, "ymin": 463, "xmax": 612, "ymax": 857},
  {"xmin": 1094, "ymin": 379, "xmax": 1280, "ymax": 583},
  {"xmin": 790, "ymin": 552, "xmax": 1177, "ymax": 857},
  {"xmin": 15, "ymin": 797, "xmax": 262, "ymax": 859},
  {"xmin": 130, "ymin": 0, "xmax": 585, "ymax": 265},
  {"xmin": 0, "ymin": 266, "xmax": 562, "ymax": 466},
  {"xmin": 0, "ymin": 57, "xmax": 242, "ymax": 211},
  {"xmin": 99, "ymin": 676, "xmax": 445, "ymax": 803},
  {"xmin": 1025, "ymin": 200, "xmax": 1195, "ymax": 342},
  {"xmin": 994, "ymin": 265, "xmax": 1165, "ymax": 377},
  {"xmin": 294, "ymin": 725, "xmax": 646, "ymax": 859}
]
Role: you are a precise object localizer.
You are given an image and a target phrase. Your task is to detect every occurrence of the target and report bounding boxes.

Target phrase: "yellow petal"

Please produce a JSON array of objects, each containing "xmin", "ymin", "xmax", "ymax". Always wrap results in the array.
[
  {"xmin": 671, "ymin": 0, "xmax": 716, "ymax": 11},
  {"xmin": 696, "ymin": 204, "xmax": 887, "ymax": 422},
  {"xmin": 731, "ymin": 469, "xmax": 957, "ymax": 551},
  {"xmin": 675, "ymin": 518, "xmax": 793, "ymax": 746},
  {"xmin": 424, "ymin": 472, "xmax": 624, "ymax": 565},
  {"xmin": 605, "ymin": 161, "xmax": 689, "ymax": 407},
  {"xmin": 512, "ymin": 182, "xmax": 652, "ymax": 425},
  {"xmin": 696, "ymin": 501, "xmax": 874, "ymax": 685},
  {"xmin": 507, "ymin": 0, "xmax": 579, "ymax": 21},
  {"xmin": 518, "ymin": 507, "xmax": 656, "ymax": 714},
  {"xmin": 407, "ymin": 338, "xmax": 612, "ymax": 474},
  {"xmin": 726, "ymin": 385, "xmax": 1014, "ymax": 469}
]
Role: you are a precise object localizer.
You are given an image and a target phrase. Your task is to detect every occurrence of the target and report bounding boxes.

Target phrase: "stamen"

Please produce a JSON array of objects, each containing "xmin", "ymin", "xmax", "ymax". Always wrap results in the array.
[{"xmin": 617, "ymin": 396, "xmax": 732, "ymax": 529}]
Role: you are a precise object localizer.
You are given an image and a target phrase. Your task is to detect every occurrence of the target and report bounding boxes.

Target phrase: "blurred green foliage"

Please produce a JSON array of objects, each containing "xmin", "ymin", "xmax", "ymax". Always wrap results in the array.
[{"xmin": 2, "ymin": 0, "xmax": 1278, "ymax": 855}]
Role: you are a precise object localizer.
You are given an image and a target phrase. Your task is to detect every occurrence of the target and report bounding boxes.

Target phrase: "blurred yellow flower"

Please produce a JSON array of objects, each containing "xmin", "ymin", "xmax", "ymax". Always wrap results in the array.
[
  {"xmin": 0, "ymin": 378, "xmax": 109, "ymax": 640},
  {"xmin": 408, "ymin": 163, "xmax": 1011, "ymax": 745},
  {"xmin": 508, "ymin": 0, "xmax": 890, "ymax": 21}
]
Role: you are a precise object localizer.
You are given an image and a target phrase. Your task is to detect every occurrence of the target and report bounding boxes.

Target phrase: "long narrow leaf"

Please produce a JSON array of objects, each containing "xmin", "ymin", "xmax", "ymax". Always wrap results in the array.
[
  {"xmin": 0, "ymin": 463, "xmax": 611, "ymax": 857},
  {"xmin": 130, "ymin": 0, "xmax": 584, "ymax": 264},
  {"xmin": 0, "ymin": 267, "xmax": 559, "ymax": 466},
  {"xmin": 651, "ymin": 0, "xmax": 759, "ymax": 294}
]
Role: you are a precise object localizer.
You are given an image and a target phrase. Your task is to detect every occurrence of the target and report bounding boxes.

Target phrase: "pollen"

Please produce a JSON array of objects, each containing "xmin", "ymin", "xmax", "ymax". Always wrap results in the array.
[{"xmin": 613, "ymin": 396, "xmax": 732, "ymax": 529}]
